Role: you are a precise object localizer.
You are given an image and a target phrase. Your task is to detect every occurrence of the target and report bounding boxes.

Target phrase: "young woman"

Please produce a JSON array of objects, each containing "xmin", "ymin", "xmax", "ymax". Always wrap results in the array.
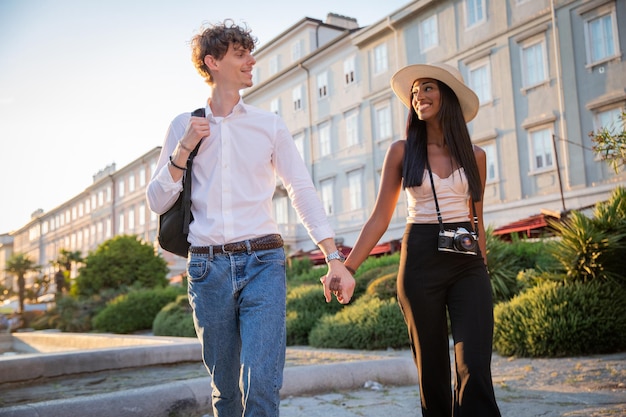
[{"xmin": 342, "ymin": 63, "xmax": 501, "ymax": 416}]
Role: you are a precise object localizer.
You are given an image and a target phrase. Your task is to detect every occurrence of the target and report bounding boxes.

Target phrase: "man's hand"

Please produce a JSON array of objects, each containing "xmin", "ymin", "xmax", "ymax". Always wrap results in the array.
[{"xmin": 320, "ymin": 263, "xmax": 355, "ymax": 304}]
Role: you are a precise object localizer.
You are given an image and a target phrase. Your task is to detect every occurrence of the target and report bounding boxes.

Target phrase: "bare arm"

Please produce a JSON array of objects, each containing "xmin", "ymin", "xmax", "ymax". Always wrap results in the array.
[
  {"xmin": 471, "ymin": 145, "xmax": 488, "ymax": 265},
  {"xmin": 343, "ymin": 140, "xmax": 405, "ymax": 274}
]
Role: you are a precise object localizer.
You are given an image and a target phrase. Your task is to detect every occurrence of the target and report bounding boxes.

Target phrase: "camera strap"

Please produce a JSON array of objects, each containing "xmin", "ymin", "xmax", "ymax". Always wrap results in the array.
[{"xmin": 426, "ymin": 162, "xmax": 479, "ymax": 237}]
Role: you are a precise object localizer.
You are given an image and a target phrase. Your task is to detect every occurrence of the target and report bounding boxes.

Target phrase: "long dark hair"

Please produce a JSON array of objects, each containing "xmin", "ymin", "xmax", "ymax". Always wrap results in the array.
[{"xmin": 402, "ymin": 80, "xmax": 482, "ymax": 202}]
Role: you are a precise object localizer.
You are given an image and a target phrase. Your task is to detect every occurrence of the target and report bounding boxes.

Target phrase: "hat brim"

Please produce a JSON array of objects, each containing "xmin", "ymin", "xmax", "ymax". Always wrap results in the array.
[{"xmin": 390, "ymin": 64, "xmax": 479, "ymax": 122}]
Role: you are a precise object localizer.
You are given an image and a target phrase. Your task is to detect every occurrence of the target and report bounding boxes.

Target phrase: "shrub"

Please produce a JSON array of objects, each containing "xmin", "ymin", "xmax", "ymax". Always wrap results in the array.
[
  {"xmin": 286, "ymin": 257, "xmax": 332, "ymax": 289},
  {"xmin": 493, "ymin": 280, "xmax": 626, "ymax": 357},
  {"xmin": 73, "ymin": 235, "xmax": 168, "ymax": 297},
  {"xmin": 548, "ymin": 187, "xmax": 626, "ymax": 285},
  {"xmin": 152, "ymin": 295, "xmax": 196, "ymax": 338},
  {"xmin": 286, "ymin": 285, "xmax": 343, "ymax": 345},
  {"xmin": 486, "ymin": 230, "xmax": 522, "ymax": 303},
  {"xmin": 39, "ymin": 293, "xmax": 118, "ymax": 332},
  {"xmin": 92, "ymin": 286, "xmax": 184, "ymax": 333},
  {"xmin": 308, "ymin": 295, "xmax": 409, "ymax": 350},
  {"xmin": 365, "ymin": 272, "xmax": 397, "ymax": 299},
  {"xmin": 486, "ymin": 228, "xmax": 559, "ymax": 303},
  {"xmin": 353, "ymin": 264, "xmax": 398, "ymax": 300}
]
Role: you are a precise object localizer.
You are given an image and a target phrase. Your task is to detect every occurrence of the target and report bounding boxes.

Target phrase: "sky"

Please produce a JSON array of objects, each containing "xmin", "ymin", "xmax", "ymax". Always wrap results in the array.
[{"xmin": 0, "ymin": 0, "xmax": 411, "ymax": 235}]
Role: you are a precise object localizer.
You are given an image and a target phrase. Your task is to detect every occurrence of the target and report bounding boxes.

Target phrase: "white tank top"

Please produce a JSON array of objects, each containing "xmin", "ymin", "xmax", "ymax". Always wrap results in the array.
[{"xmin": 406, "ymin": 167, "xmax": 470, "ymax": 224}]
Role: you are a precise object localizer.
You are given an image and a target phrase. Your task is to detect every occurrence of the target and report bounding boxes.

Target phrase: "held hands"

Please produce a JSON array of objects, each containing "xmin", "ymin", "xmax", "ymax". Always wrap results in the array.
[{"xmin": 320, "ymin": 263, "xmax": 355, "ymax": 304}]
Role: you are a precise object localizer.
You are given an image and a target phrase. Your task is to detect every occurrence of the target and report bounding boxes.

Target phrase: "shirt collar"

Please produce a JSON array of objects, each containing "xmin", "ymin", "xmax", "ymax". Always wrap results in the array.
[{"xmin": 205, "ymin": 97, "xmax": 248, "ymax": 120}]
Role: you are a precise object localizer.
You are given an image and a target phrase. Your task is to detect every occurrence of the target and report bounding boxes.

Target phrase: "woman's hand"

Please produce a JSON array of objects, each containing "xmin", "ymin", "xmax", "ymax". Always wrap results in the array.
[{"xmin": 320, "ymin": 264, "xmax": 355, "ymax": 304}]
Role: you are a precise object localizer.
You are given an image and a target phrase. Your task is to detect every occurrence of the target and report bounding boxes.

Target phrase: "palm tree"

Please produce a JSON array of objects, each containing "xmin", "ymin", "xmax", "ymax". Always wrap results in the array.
[
  {"xmin": 5, "ymin": 253, "xmax": 41, "ymax": 324},
  {"xmin": 51, "ymin": 249, "xmax": 83, "ymax": 296}
]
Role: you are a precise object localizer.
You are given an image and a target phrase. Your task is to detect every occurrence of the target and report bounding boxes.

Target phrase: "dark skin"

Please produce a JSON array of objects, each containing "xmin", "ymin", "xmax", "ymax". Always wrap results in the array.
[{"xmin": 342, "ymin": 78, "xmax": 488, "ymax": 276}]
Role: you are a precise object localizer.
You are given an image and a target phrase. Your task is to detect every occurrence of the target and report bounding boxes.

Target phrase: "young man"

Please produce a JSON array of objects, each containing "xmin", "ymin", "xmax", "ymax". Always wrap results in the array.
[{"xmin": 146, "ymin": 20, "xmax": 355, "ymax": 417}]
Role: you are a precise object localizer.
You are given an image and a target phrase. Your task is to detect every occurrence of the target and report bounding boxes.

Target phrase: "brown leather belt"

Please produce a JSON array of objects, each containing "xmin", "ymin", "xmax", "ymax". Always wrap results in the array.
[{"xmin": 189, "ymin": 234, "xmax": 283, "ymax": 255}]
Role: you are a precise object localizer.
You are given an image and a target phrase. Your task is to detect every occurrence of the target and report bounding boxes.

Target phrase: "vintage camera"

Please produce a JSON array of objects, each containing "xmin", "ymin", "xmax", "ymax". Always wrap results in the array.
[{"xmin": 438, "ymin": 227, "xmax": 478, "ymax": 255}]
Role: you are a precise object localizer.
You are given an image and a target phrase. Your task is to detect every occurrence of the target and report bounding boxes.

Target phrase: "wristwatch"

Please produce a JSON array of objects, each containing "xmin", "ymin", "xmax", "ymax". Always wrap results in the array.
[{"xmin": 325, "ymin": 250, "xmax": 346, "ymax": 263}]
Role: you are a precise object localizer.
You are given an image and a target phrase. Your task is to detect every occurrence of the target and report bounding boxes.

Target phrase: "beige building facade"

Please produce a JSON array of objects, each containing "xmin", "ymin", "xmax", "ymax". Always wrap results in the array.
[{"xmin": 4, "ymin": 0, "xmax": 625, "ymax": 295}]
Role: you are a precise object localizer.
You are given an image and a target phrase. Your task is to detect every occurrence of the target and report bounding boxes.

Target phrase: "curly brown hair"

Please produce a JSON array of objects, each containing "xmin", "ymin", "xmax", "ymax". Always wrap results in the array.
[{"xmin": 190, "ymin": 19, "xmax": 257, "ymax": 86}]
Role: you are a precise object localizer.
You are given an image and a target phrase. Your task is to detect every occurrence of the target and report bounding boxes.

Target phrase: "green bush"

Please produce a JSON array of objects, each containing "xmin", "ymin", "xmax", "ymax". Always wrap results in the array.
[
  {"xmin": 548, "ymin": 187, "xmax": 626, "ymax": 285},
  {"xmin": 486, "ymin": 230, "xmax": 522, "ymax": 303},
  {"xmin": 486, "ymin": 228, "xmax": 559, "ymax": 303},
  {"xmin": 38, "ymin": 291, "xmax": 123, "ymax": 332},
  {"xmin": 308, "ymin": 295, "xmax": 409, "ymax": 350},
  {"xmin": 286, "ymin": 285, "xmax": 343, "ymax": 345},
  {"xmin": 152, "ymin": 295, "xmax": 196, "ymax": 338},
  {"xmin": 353, "ymin": 263, "xmax": 398, "ymax": 300},
  {"xmin": 73, "ymin": 235, "xmax": 169, "ymax": 297},
  {"xmin": 286, "ymin": 257, "xmax": 332, "ymax": 289},
  {"xmin": 493, "ymin": 280, "xmax": 626, "ymax": 357},
  {"xmin": 365, "ymin": 272, "xmax": 397, "ymax": 299},
  {"xmin": 92, "ymin": 286, "xmax": 185, "ymax": 333}
]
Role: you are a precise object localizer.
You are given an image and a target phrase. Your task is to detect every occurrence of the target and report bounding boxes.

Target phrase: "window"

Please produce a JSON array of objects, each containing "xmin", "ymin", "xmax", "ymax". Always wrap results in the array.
[
  {"xmin": 270, "ymin": 98, "xmax": 280, "ymax": 115},
  {"xmin": 521, "ymin": 40, "xmax": 547, "ymax": 88},
  {"xmin": 139, "ymin": 167, "xmax": 146, "ymax": 187},
  {"xmin": 317, "ymin": 72, "xmax": 328, "ymax": 99},
  {"xmin": 293, "ymin": 133, "xmax": 305, "ymax": 161},
  {"xmin": 530, "ymin": 128, "xmax": 554, "ymax": 171},
  {"xmin": 139, "ymin": 202, "xmax": 146, "ymax": 226},
  {"xmin": 118, "ymin": 213, "xmax": 125, "ymax": 234},
  {"xmin": 344, "ymin": 56, "xmax": 356, "ymax": 86},
  {"xmin": 273, "ymin": 196, "xmax": 289, "ymax": 224},
  {"xmin": 375, "ymin": 104, "xmax": 392, "ymax": 140},
  {"xmin": 469, "ymin": 61, "xmax": 492, "ymax": 104},
  {"xmin": 128, "ymin": 174, "xmax": 135, "ymax": 193},
  {"xmin": 374, "ymin": 43, "xmax": 388, "ymax": 74},
  {"xmin": 292, "ymin": 86, "xmax": 302, "ymax": 111},
  {"xmin": 118, "ymin": 179, "xmax": 125, "ymax": 198},
  {"xmin": 594, "ymin": 107, "xmax": 624, "ymax": 160},
  {"xmin": 345, "ymin": 110, "xmax": 359, "ymax": 147},
  {"xmin": 419, "ymin": 15, "xmax": 438, "ymax": 51},
  {"xmin": 595, "ymin": 107, "xmax": 623, "ymax": 131},
  {"xmin": 291, "ymin": 39, "xmax": 304, "ymax": 61},
  {"xmin": 269, "ymin": 55, "xmax": 280, "ymax": 75},
  {"xmin": 347, "ymin": 170, "xmax": 364, "ymax": 211},
  {"xmin": 466, "ymin": 0, "xmax": 486, "ymax": 28},
  {"xmin": 483, "ymin": 143, "xmax": 497, "ymax": 181},
  {"xmin": 585, "ymin": 11, "xmax": 618, "ymax": 65},
  {"xmin": 128, "ymin": 208, "xmax": 135, "ymax": 231},
  {"xmin": 320, "ymin": 179, "xmax": 334, "ymax": 215},
  {"xmin": 319, "ymin": 122, "xmax": 331, "ymax": 157}
]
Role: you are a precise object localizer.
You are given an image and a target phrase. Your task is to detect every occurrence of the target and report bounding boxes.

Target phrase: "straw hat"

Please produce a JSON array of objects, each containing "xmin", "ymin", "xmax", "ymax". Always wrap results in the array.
[{"xmin": 390, "ymin": 63, "xmax": 479, "ymax": 122}]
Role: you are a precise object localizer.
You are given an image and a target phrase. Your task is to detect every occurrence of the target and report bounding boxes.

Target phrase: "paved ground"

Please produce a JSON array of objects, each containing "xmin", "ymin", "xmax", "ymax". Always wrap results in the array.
[
  {"xmin": 1, "ymin": 347, "xmax": 625, "ymax": 416},
  {"xmin": 279, "ymin": 351, "xmax": 626, "ymax": 417}
]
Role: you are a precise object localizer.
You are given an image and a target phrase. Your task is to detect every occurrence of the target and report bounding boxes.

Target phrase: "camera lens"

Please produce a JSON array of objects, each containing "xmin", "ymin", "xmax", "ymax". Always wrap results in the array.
[{"xmin": 454, "ymin": 229, "xmax": 477, "ymax": 252}]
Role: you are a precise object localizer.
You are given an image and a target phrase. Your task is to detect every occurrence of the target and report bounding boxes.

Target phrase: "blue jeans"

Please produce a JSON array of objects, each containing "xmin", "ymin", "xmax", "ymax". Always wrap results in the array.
[{"xmin": 187, "ymin": 247, "xmax": 287, "ymax": 417}]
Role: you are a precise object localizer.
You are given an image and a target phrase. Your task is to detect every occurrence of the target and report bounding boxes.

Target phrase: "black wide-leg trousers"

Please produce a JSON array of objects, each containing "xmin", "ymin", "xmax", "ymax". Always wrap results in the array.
[{"xmin": 397, "ymin": 223, "xmax": 501, "ymax": 417}]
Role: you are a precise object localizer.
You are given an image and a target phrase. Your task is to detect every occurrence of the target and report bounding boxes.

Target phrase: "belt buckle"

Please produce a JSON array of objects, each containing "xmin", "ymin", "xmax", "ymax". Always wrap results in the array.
[{"xmin": 223, "ymin": 242, "xmax": 245, "ymax": 253}]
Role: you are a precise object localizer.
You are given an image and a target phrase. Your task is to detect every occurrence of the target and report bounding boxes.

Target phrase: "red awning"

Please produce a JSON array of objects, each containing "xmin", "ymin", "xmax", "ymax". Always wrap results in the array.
[
  {"xmin": 493, "ymin": 213, "xmax": 558, "ymax": 238},
  {"xmin": 369, "ymin": 242, "xmax": 392, "ymax": 255},
  {"xmin": 294, "ymin": 240, "xmax": 401, "ymax": 265}
]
